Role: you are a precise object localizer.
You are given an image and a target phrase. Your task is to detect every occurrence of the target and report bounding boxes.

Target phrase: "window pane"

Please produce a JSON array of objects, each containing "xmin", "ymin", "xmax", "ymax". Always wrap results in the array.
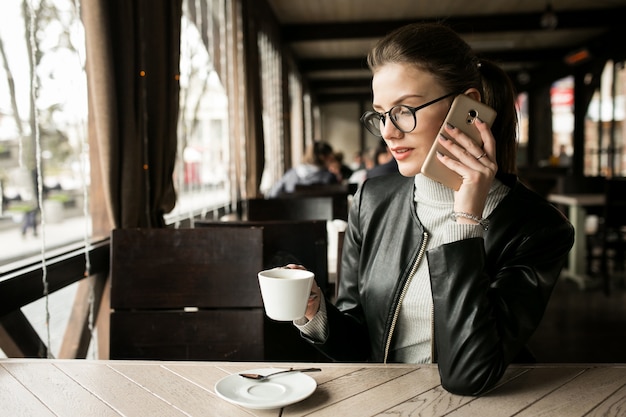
[
  {"xmin": 550, "ymin": 76, "xmax": 574, "ymax": 168},
  {"xmin": 167, "ymin": 0, "xmax": 231, "ymax": 223},
  {"xmin": 516, "ymin": 92, "xmax": 529, "ymax": 167},
  {"xmin": 258, "ymin": 31, "xmax": 283, "ymax": 196},
  {"xmin": 0, "ymin": 0, "xmax": 89, "ymax": 269},
  {"xmin": 585, "ymin": 60, "xmax": 626, "ymax": 177}
]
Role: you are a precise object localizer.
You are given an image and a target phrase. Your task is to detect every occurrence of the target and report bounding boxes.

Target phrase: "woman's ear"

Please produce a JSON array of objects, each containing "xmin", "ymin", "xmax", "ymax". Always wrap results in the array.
[{"xmin": 463, "ymin": 88, "xmax": 481, "ymax": 103}]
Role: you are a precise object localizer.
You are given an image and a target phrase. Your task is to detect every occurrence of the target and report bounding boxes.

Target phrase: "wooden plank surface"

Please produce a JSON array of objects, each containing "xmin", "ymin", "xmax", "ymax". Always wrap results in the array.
[
  {"xmin": 516, "ymin": 366, "xmax": 626, "ymax": 416},
  {"xmin": 2, "ymin": 360, "xmax": 626, "ymax": 417},
  {"xmin": 109, "ymin": 362, "xmax": 256, "ymax": 417},
  {"xmin": 445, "ymin": 367, "xmax": 584, "ymax": 416},
  {"xmin": 2, "ymin": 361, "xmax": 116, "ymax": 416},
  {"xmin": 0, "ymin": 364, "xmax": 57, "ymax": 417},
  {"xmin": 54, "ymin": 361, "xmax": 188, "ymax": 416}
]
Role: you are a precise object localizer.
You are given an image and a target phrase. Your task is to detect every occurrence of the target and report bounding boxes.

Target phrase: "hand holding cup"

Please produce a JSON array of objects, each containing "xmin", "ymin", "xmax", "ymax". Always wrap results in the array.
[{"xmin": 258, "ymin": 266, "xmax": 315, "ymax": 321}]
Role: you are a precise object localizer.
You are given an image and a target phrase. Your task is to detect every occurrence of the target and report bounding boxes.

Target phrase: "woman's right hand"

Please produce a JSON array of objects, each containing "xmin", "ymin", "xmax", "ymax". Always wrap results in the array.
[
  {"xmin": 284, "ymin": 263, "xmax": 322, "ymax": 321},
  {"xmin": 436, "ymin": 118, "xmax": 497, "ymax": 219},
  {"xmin": 305, "ymin": 281, "xmax": 322, "ymax": 321}
]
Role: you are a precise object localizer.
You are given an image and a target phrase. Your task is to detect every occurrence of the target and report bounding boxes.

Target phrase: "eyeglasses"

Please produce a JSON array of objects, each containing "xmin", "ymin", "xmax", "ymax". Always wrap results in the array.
[{"xmin": 360, "ymin": 92, "xmax": 457, "ymax": 137}]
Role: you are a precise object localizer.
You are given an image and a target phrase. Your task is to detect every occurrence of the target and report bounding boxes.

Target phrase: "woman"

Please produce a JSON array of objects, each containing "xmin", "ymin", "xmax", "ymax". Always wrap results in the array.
[
  {"xmin": 267, "ymin": 141, "xmax": 338, "ymax": 198},
  {"xmin": 291, "ymin": 23, "xmax": 574, "ymax": 396}
]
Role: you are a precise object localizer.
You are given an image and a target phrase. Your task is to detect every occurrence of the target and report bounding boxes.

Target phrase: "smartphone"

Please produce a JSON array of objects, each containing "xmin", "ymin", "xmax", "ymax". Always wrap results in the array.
[{"xmin": 421, "ymin": 94, "xmax": 497, "ymax": 190}]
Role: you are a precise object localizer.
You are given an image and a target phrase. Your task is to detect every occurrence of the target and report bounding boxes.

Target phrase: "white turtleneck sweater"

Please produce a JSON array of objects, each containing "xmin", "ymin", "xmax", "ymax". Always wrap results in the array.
[{"xmin": 296, "ymin": 174, "xmax": 510, "ymax": 363}]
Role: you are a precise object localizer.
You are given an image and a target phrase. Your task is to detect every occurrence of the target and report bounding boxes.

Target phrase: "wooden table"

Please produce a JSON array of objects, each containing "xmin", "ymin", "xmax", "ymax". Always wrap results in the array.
[
  {"xmin": 548, "ymin": 193, "xmax": 605, "ymax": 288},
  {"xmin": 2, "ymin": 359, "xmax": 626, "ymax": 416}
]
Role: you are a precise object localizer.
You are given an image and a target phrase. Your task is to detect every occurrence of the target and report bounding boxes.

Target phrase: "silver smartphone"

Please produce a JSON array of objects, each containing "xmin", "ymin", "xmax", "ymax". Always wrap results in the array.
[{"xmin": 421, "ymin": 94, "xmax": 497, "ymax": 190}]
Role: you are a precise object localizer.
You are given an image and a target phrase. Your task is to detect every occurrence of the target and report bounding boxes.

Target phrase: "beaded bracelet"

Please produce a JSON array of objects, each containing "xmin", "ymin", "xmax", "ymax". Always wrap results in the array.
[{"xmin": 451, "ymin": 211, "xmax": 490, "ymax": 230}]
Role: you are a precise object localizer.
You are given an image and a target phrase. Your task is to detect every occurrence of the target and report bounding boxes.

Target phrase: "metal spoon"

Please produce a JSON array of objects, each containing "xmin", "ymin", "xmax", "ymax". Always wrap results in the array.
[{"xmin": 238, "ymin": 367, "xmax": 321, "ymax": 381}]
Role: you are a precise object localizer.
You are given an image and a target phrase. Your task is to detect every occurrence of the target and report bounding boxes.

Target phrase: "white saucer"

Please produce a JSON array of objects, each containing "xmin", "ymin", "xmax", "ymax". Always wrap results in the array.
[{"xmin": 214, "ymin": 368, "xmax": 317, "ymax": 410}]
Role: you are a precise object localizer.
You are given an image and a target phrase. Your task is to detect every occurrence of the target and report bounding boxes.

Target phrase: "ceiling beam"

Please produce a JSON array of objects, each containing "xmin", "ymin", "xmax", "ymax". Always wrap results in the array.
[
  {"xmin": 310, "ymin": 79, "xmax": 371, "ymax": 90},
  {"xmin": 281, "ymin": 8, "xmax": 626, "ymax": 41},
  {"xmin": 294, "ymin": 9, "xmax": 626, "ymax": 103},
  {"xmin": 299, "ymin": 58, "xmax": 368, "ymax": 72},
  {"xmin": 299, "ymin": 47, "xmax": 573, "ymax": 74}
]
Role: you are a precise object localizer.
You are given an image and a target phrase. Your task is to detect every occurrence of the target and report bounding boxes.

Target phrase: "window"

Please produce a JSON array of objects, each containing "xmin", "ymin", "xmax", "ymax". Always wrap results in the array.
[
  {"xmin": 166, "ymin": 0, "xmax": 232, "ymax": 224},
  {"xmin": 516, "ymin": 92, "xmax": 529, "ymax": 167},
  {"xmin": 258, "ymin": 31, "xmax": 283, "ymax": 195},
  {"xmin": 0, "ymin": 0, "xmax": 90, "ymax": 359},
  {"xmin": 551, "ymin": 76, "xmax": 574, "ymax": 168},
  {"xmin": 0, "ymin": 0, "xmax": 89, "ymax": 269},
  {"xmin": 585, "ymin": 60, "xmax": 626, "ymax": 177}
]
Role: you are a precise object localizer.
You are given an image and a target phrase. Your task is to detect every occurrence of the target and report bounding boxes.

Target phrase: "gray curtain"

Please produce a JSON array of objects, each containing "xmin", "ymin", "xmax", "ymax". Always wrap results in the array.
[{"xmin": 83, "ymin": 0, "xmax": 182, "ymax": 231}]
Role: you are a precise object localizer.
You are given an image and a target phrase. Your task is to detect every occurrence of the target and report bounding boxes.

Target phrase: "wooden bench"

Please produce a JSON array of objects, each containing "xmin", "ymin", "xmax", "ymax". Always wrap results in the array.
[
  {"xmin": 195, "ymin": 219, "xmax": 329, "ymax": 295},
  {"xmin": 109, "ymin": 227, "xmax": 326, "ymax": 362},
  {"xmin": 246, "ymin": 195, "xmax": 347, "ymax": 221},
  {"xmin": 293, "ymin": 183, "xmax": 357, "ymax": 196}
]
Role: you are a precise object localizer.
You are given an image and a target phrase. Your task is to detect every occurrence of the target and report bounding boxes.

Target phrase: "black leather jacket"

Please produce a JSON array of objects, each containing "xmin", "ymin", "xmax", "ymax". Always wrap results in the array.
[{"xmin": 310, "ymin": 173, "xmax": 574, "ymax": 396}]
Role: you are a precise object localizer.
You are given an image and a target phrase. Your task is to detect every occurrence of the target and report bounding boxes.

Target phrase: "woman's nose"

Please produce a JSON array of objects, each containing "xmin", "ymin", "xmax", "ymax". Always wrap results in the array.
[{"xmin": 380, "ymin": 117, "xmax": 402, "ymax": 139}]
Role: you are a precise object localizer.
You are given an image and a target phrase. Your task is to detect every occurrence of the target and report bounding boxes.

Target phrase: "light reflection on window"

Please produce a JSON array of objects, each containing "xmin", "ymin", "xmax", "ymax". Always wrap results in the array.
[
  {"xmin": 167, "ymin": 0, "xmax": 231, "ymax": 224},
  {"xmin": 0, "ymin": 0, "xmax": 89, "ymax": 268},
  {"xmin": 584, "ymin": 60, "xmax": 625, "ymax": 177}
]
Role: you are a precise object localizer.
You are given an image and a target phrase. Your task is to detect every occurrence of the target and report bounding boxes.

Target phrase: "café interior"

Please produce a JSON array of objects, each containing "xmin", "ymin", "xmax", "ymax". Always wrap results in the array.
[{"xmin": 2, "ymin": 0, "xmax": 626, "ymax": 414}]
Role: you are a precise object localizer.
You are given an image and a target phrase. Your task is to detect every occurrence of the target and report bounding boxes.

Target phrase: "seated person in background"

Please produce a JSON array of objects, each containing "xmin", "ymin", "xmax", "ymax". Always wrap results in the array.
[
  {"xmin": 366, "ymin": 140, "xmax": 399, "ymax": 179},
  {"xmin": 348, "ymin": 147, "xmax": 376, "ymax": 185},
  {"xmin": 267, "ymin": 141, "xmax": 339, "ymax": 198},
  {"xmin": 333, "ymin": 151, "xmax": 354, "ymax": 183},
  {"xmin": 349, "ymin": 150, "xmax": 364, "ymax": 171}
]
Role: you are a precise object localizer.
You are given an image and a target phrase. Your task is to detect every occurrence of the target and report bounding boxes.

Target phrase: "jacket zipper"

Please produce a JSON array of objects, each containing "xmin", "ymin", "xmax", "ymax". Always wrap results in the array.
[
  {"xmin": 383, "ymin": 231, "xmax": 429, "ymax": 364},
  {"xmin": 431, "ymin": 302, "xmax": 435, "ymax": 363}
]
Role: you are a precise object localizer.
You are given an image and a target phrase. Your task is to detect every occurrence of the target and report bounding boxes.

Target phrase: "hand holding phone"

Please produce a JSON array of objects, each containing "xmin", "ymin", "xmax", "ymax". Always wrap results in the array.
[{"xmin": 421, "ymin": 94, "xmax": 497, "ymax": 190}]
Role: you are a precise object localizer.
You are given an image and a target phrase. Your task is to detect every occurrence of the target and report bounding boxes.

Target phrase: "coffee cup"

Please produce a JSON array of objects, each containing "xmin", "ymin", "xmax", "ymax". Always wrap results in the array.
[{"xmin": 257, "ymin": 268, "xmax": 314, "ymax": 321}]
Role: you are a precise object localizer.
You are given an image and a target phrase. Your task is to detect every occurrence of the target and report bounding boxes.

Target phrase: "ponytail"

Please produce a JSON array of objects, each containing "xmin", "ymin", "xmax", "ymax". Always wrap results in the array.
[{"xmin": 478, "ymin": 60, "xmax": 518, "ymax": 175}]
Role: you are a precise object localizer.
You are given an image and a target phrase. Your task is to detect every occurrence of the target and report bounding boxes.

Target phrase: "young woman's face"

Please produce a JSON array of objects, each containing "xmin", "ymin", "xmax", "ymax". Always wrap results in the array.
[{"xmin": 371, "ymin": 63, "xmax": 452, "ymax": 177}]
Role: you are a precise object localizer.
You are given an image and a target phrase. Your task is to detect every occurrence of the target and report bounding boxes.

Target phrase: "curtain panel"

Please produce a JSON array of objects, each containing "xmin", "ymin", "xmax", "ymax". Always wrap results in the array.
[{"xmin": 83, "ymin": 0, "xmax": 182, "ymax": 230}]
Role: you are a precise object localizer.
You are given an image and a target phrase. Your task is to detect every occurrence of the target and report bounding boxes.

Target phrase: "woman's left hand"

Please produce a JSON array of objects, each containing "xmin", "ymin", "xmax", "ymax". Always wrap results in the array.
[{"xmin": 436, "ymin": 118, "xmax": 497, "ymax": 221}]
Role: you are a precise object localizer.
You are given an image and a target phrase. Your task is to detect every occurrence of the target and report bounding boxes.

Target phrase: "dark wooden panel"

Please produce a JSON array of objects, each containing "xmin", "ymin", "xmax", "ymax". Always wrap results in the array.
[
  {"xmin": 109, "ymin": 309, "xmax": 327, "ymax": 362},
  {"xmin": 263, "ymin": 318, "xmax": 328, "ymax": 362},
  {"xmin": 246, "ymin": 197, "xmax": 336, "ymax": 221},
  {"xmin": 109, "ymin": 227, "xmax": 329, "ymax": 362},
  {"xmin": 293, "ymin": 183, "xmax": 356, "ymax": 195},
  {"xmin": 110, "ymin": 228, "xmax": 265, "ymax": 310},
  {"xmin": 288, "ymin": 186, "xmax": 351, "ymax": 221},
  {"xmin": 110, "ymin": 310, "xmax": 265, "ymax": 360},
  {"xmin": 195, "ymin": 220, "xmax": 329, "ymax": 293}
]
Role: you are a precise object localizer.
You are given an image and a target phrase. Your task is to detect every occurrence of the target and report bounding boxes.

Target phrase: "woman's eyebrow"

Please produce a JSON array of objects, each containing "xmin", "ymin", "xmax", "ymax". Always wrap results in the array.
[{"xmin": 372, "ymin": 94, "xmax": 429, "ymax": 110}]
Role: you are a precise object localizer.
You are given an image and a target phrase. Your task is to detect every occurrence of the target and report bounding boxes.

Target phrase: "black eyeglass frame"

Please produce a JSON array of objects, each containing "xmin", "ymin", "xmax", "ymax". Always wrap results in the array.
[{"xmin": 360, "ymin": 92, "xmax": 458, "ymax": 137}]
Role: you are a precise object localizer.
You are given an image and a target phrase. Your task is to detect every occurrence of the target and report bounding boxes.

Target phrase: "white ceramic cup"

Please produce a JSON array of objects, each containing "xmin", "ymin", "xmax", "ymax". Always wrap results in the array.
[{"xmin": 257, "ymin": 268, "xmax": 314, "ymax": 321}]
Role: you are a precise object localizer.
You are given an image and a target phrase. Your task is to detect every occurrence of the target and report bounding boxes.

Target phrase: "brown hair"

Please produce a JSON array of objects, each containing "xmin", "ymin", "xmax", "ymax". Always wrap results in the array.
[
  {"xmin": 302, "ymin": 141, "xmax": 334, "ymax": 166},
  {"xmin": 367, "ymin": 22, "xmax": 518, "ymax": 174}
]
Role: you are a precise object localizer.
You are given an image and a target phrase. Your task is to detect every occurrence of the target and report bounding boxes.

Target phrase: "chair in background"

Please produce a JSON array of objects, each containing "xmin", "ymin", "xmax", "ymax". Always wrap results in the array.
[
  {"xmin": 246, "ymin": 196, "xmax": 346, "ymax": 221},
  {"xmin": 237, "ymin": 189, "xmax": 350, "ymax": 297},
  {"xmin": 291, "ymin": 183, "xmax": 353, "ymax": 221},
  {"xmin": 256, "ymin": 182, "xmax": 353, "ymax": 222},
  {"xmin": 293, "ymin": 183, "xmax": 358, "ymax": 196},
  {"xmin": 109, "ymin": 227, "xmax": 326, "ymax": 361},
  {"xmin": 195, "ymin": 220, "xmax": 331, "ymax": 361},
  {"xmin": 587, "ymin": 178, "xmax": 626, "ymax": 295},
  {"xmin": 195, "ymin": 219, "xmax": 329, "ymax": 296}
]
